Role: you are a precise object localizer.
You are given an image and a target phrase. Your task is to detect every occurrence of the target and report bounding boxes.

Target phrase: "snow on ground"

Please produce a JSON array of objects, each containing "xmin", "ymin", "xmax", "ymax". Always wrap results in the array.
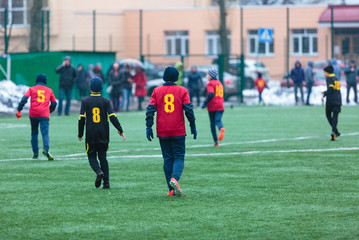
[{"xmin": 0, "ymin": 80, "xmax": 29, "ymax": 114}]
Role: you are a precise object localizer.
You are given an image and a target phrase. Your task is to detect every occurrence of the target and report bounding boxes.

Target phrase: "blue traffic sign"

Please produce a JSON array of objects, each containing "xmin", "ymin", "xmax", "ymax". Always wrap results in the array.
[{"xmin": 258, "ymin": 28, "xmax": 273, "ymax": 43}]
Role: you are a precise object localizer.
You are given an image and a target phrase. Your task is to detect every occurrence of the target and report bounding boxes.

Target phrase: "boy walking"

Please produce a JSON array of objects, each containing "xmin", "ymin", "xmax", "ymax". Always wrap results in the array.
[
  {"xmin": 254, "ymin": 72, "xmax": 267, "ymax": 105},
  {"xmin": 146, "ymin": 66, "xmax": 197, "ymax": 197},
  {"xmin": 78, "ymin": 77, "xmax": 125, "ymax": 189},
  {"xmin": 322, "ymin": 65, "xmax": 342, "ymax": 141},
  {"xmin": 16, "ymin": 74, "xmax": 57, "ymax": 160},
  {"xmin": 202, "ymin": 69, "xmax": 225, "ymax": 146}
]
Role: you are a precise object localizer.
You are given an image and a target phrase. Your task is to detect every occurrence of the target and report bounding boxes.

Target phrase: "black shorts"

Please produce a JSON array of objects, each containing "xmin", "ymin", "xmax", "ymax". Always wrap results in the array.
[
  {"xmin": 326, "ymin": 105, "xmax": 341, "ymax": 113},
  {"xmin": 86, "ymin": 143, "xmax": 108, "ymax": 155}
]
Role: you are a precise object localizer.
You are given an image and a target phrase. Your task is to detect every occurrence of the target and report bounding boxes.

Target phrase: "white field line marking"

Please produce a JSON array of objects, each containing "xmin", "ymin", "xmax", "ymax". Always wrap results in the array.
[{"xmin": 1, "ymin": 147, "xmax": 359, "ymax": 162}]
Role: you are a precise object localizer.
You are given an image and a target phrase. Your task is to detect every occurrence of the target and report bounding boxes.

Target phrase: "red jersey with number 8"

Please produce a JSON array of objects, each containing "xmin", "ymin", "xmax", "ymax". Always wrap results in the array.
[
  {"xmin": 25, "ymin": 85, "xmax": 56, "ymax": 118},
  {"xmin": 206, "ymin": 80, "xmax": 224, "ymax": 111},
  {"xmin": 149, "ymin": 84, "xmax": 190, "ymax": 137}
]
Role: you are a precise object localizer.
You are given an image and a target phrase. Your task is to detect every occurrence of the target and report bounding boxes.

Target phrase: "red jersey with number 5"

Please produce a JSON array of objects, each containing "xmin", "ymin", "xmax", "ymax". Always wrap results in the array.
[
  {"xmin": 149, "ymin": 84, "xmax": 190, "ymax": 137},
  {"xmin": 25, "ymin": 85, "xmax": 56, "ymax": 118},
  {"xmin": 206, "ymin": 80, "xmax": 224, "ymax": 111}
]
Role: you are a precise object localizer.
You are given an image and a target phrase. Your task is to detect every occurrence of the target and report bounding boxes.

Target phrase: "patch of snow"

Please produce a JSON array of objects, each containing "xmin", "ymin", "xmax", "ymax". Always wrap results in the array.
[{"xmin": 0, "ymin": 80, "xmax": 29, "ymax": 114}]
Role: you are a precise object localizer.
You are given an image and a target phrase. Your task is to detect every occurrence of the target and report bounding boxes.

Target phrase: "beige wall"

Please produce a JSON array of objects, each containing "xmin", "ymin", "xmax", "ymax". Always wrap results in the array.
[{"xmin": 124, "ymin": 5, "xmax": 331, "ymax": 80}]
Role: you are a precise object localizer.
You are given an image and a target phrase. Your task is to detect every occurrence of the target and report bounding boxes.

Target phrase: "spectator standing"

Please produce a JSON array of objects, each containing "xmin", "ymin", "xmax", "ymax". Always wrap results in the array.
[
  {"xmin": 290, "ymin": 60, "xmax": 305, "ymax": 105},
  {"xmin": 94, "ymin": 63, "xmax": 105, "ymax": 82},
  {"xmin": 87, "ymin": 64, "xmax": 96, "ymax": 79},
  {"xmin": 305, "ymin": 61, "xmax": 315, "ymax": 105},
  {"xmin": 254, "ymin": 72, "xmax": 267, "ymax": 105},
  {"xmin": 75, "ymin": 64, "xmax": 89, "ymax": 99},
  {"xmin": 344, "ymin": 60, "xmax": 358, "ymax": 104},
  {"xmin": 133, "ymin": 66, "xmax": 147, "ymax": 111},
  {"xmin": 330, "ymin": 58, "xmax": 341, "ymax": 80},
  {"xmin": 108, "ymin": 62, "xmax": 122, "ymax": 112},
  {"xmin": 175, "ymin": 62, "xmax": 184, "ymax": 86},
  {"xmin": 119, "ymin": 65, "xmax": 133, "ymax": 111},
  {"xmin": 55, "ymin": 56, "xmax": 77, "ymax": 115},
  {"xmin": 187, "ymin": 66, "xmax": 203, "ymax": 107}
]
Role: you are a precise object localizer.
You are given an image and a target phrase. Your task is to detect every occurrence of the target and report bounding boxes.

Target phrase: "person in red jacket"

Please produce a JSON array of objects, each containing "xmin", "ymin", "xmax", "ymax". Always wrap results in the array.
[
  {"xmin": 133, "ymin": 66, "xmax": 147, "ymax": 111},
  {"xmin": 146, "ymin": 66, "xmax": 197, "ymax": 197},
  {"xmin": 254, "ymin": 72, "xmax": 267, "ymax": 105},
  {"xmin": 16, "ymin": 74, "xmax": 57, "ymax": 160},
  {"xmin": 202, "ymin": 69, "xmax": 225, "ymax": 146}
]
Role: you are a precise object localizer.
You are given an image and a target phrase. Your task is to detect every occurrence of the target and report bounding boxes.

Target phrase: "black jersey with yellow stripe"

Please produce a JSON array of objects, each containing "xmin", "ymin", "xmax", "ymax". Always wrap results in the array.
[
  {"xmin": 323, "ymin": 74, "xmax": 342, "ymax": 106},
  {"xmin": 78, "ymin": 94, "xmax": 123, "ymax": 144}
]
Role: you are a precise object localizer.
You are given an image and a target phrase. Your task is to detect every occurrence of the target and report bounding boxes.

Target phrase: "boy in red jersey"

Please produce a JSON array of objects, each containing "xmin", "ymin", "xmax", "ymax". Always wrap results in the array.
[
  {"xmin": 146, "ymin": 66, "xmax": 197, "ymax": 197},
  {"xmin": 16, "ymin": 74, "xmax": 57, "ymax": 160},
  {"xmin": 254, "ymin": 72, "xmax": 267, "ymax": 105},
  {"xmin": 202, "ymin": 69, "xmax": 225, "ymax": 146}
]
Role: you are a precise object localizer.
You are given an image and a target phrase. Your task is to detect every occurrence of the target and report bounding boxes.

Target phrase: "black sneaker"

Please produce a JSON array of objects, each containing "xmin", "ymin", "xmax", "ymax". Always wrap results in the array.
[
  {"xmin": 336, "ymin": 132, "xmax": 341, "ymax": 138},
  {"xmin": 33, "ymin": 153, "xmax": 38, "ymax": 159},
  {"xmin": 42, "ymin": 151, "xmax": 54, "ymax": 160},
  {"xmin": 103, "ymin": 181, "xmax": 110, "ymax": 189},
  {"xmin": 95, "ymin": 170, "xmax": 104, "ymax": 188}
]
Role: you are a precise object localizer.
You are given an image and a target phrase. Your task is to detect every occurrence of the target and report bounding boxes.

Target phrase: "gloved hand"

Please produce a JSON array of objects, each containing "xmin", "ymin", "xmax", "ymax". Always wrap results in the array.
[
  {"xmin": 201, "ymin": 102, "xmax": 207, "ymax": 109},
  {"xmin": 190, "ymin": 124, "xmax": 197, "ymax": 140},
  {"xmin": 146, "ymin": 127, "xmax": 154, "ymax": 141},
  {"xmin": 16, "ymin": 111, "xmax": 21, "ymax": 119}
]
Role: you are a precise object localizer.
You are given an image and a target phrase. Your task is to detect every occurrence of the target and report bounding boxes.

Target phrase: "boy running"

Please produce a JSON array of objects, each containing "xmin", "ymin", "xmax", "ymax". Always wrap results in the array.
[
  {"xmin": 16, "ymin": 74, "xmax": 57, "ymax": 160},
  {"xmin": 146, "ymin": 66, "xmax": 197, "ymax": 197},
  {"xmin": 322, "ymin": 65, "xmax": 342, "ymax": 141},
  {"xmin": 78, "ymin": 77, "xmax": 125, "ymax": 189},
  {"xmin": 202, "ymin": 69, "xmax": 225, "ymax": 146}
]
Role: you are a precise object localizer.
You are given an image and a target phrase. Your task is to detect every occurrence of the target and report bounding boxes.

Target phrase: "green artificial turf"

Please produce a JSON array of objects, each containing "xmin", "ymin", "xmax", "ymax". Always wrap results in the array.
[{"xmin": 0, "ymin": 106, "xmax": 358, "ymax": 239}]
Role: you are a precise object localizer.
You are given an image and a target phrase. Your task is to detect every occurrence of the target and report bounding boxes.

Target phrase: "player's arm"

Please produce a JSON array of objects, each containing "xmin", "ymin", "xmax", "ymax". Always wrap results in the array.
[
  {"xmin": 49, "ymin": 92, "xmax": 57, "ymax": 113},
  {"xmin": 106, "ymin": 101, "xmax": 125, "ymax": 140},
  {"xmin": 202, "ymin": 84, "xmax": 215, "ymax": 108},
  {"xmin": 183, "ymin": 91, "xmax": 197, "ymax": 139},
  {"xmin": 78, "ymin": 102, "xmax": 86, "ymax": 140},
  {"xmin": 324, "ymin": 79, "xmax": 335, "ymax": 97},
  {"xmin": 145, "ymin": 90, "xmax": 157, "ymax": 141},
  {"xmin": 16, "ymin": 89, "xmax": 31, "ymax": 119}
]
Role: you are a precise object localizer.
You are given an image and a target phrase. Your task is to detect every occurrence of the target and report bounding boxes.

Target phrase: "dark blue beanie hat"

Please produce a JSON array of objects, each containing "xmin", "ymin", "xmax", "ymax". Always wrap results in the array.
[
  {"xmin": 36, "ymin": 73, "xmax": 47, "ymax": 85},
  {"xmin": 89, "ymin": 77, "xmax": 103, "ymax": 92},
  {"xmin": 163, "ymin": 66, "xmax": 179, "ymax": 82}
]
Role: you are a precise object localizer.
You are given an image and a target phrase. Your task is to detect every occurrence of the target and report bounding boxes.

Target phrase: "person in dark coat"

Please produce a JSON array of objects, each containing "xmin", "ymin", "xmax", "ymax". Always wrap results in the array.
[
  {"xmin": 344, "ymin": 60, "xmax": 358, "ymax": 104},
  {"xmin": 187, "ymin": 66, "xmax": 203, "ymax": 107},
  {"xmin": 305, "ymin": 61, "xmax": 315, "ymax": 105},
  {"xmin": 290, "ymin": 60, "xmax": 305, "ymax": 105},
  {"xmin": 119, "ymin": 65, "xmax": 133, "ymax": 111},
  {"xmin": 75, "ymin": 64, "xmax": 89, "ymax": 99},
  {"xmin": 108, "ymin": 62, "xmax": 122, "ymax": 112},
  {"xmin": 55, "ymin": 56, "xmax": 77, "ymax": 115}
]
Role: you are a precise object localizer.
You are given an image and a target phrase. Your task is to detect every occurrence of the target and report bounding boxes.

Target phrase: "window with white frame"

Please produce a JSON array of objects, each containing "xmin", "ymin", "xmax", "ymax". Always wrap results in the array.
[
  {"xmin": 291, "ymin": 29, "xmax": 318, "ymax": 56},
  {"xmin": 165, "ymin": 31, "xmax": 189, "ymax": 56},
  {"xmin": 248, "ymin": 29, "xmax": 274, "ymax": 56},
  {"xmin": 0, "ymin": 0, "xmax": 28, "ymax": 27},
  {"xmin": 205, "ymin": 30, "xmax": 231, "ymax": 56}
]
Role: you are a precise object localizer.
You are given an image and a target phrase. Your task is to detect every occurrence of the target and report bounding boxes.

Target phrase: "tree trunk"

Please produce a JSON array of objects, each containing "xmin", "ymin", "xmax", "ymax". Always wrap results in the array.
[
  {"xmin": 29, "ymin": 0, "xmax": 43, "ymax": 52},
  {"xmin": 218, "ymin": 0, "xmax": 229, "ymax": 71}
]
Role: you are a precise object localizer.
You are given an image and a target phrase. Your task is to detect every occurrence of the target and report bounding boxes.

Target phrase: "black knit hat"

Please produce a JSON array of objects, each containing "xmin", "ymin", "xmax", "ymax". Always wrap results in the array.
[
  {"xmin": 89, "ymin": 77, "xmax": 103, "ymax": 92},
  {"xmin": 163, "ymin": 66, "xmax": 179, "ymax": 82},
  {"xmin": 36, "ymin": 73, "xmax": 47, "ymax": 85},
  {"xmin": 323, "ymin": 65, "xmax": 334, "ymax": 74}
]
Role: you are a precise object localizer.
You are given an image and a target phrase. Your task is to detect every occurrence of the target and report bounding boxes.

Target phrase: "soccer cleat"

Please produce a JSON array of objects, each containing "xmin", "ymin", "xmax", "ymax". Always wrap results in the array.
[
  {"xmin": 330, "ymin": 131, "xmax": 336, "ymax": 141},
  {"xmin": 95, "ymin": 170, "xmax": 104, "ymax": 188},
  {"xmin": 218, "ymin": 128, "xmax": 225, "ymax": 141},
  {"xmin": 336, "ymin": 132, "xmax": 341, "ymax": 138},
  {"xmin": 42, "ymin": 151, "xmax": 54, "ymax": 160},
  {"xmin": 169, "ymin": 178, "xmax": 183, "ymax": 197},
  {"xmin": 168, "ymin": 190, "xmax": 174, "ymax": 197},
  {"xmin": 33, "ymin": 154, "xmax": 38, "ymax": 159},
  {"xmin": 214, "ymin": 142, "xmax": 219, "ymax": 147},
  {"xmin": 103, "ymin": 181, "xmax": 110, "ymax": 189}
]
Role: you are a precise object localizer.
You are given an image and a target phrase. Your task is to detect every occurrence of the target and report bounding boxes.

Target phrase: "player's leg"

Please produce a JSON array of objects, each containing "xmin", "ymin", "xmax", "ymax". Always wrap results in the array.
[
  {"xmin": 325, "ymin": 105, "xmax": 333, "ymax": 127},
  {"xmin": 98, "ymin": 144, "xmax": 109, "ymax": 189},
  {"xmin": 215, "ymin": 111, "xmax": 225, "ymax": 141},
  {"xmin": 58, "ymin": 88, "xmax": 65, "ymax": 115},
  {"xmin": 39, "ymin": 118, "xmax": 53, "ymax": 160},
  {"xmin": 208, "ymin": 111, "xmax": 218, "ymax": 145},
  {"xmin": 160, "ymin": 138, "xmax": 175, "ymax": 192},
  {"xmin": 64, "ymin": 89, "xmax": 72, "ymax": 115},
  {"xmin": 258, "ymin": 92, "xmax": 262, "ymax": 104},
  {"xmin": 30, "ymin": 118, "xmax": 39, "ymax": 158},
  {"xmin": 170, "ymin": 137, "xmax": 185, "ymax": 196},
  {"xmin": 87, "ymin": 143, "xmax": 104, "ymax": 188}
]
